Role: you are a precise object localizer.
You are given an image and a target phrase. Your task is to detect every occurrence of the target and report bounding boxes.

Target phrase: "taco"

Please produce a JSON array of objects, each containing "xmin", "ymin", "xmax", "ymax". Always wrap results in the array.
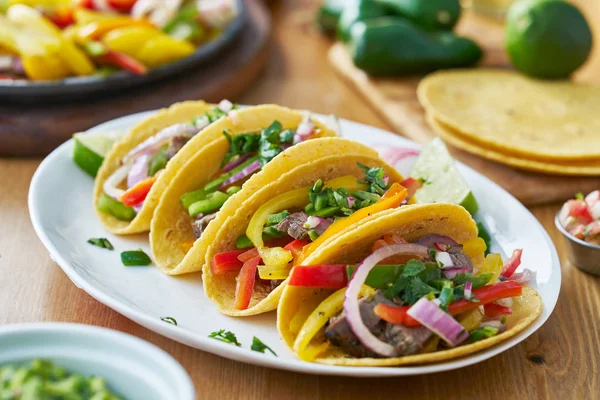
[
  {"xmin": 149, "ymin": 110, "xmax": 342, "ymax": 276},
  {"xmin": 277, "ymin": 203, "xmax": 542, "ymax": 365},
  {"xmin": 94, "ymin": 99, "xmax": 239, "ymax": 235},
  {"xmin": 203, "ymin": 149, "xmax": 425, "ymax": 316}
]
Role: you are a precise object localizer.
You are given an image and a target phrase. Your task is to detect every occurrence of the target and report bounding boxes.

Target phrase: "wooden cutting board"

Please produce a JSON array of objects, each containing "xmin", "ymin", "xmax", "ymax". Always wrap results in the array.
[{"xmin": 328, "ymin": 10, "xmax": 600, "ymax": 206}]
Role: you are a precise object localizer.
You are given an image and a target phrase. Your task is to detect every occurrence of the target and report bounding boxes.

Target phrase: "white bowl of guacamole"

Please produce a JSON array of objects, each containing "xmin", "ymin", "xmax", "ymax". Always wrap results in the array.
[{"xmin": 0, "ymin": 323, "xmax": 195, "ymax": 400}]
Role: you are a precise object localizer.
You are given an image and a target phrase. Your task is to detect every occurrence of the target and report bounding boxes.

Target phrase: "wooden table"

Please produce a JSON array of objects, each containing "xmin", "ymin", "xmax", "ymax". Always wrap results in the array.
[{"xmin": 1, "ymin": 1, "xmax": 599, "ymax": 398}]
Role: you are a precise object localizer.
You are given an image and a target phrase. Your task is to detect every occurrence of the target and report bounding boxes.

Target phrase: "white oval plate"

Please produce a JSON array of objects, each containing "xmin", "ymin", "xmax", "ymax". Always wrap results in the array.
[{"xmin": 29, "ymin": 111, "xmax": 560, "ymax": 377}]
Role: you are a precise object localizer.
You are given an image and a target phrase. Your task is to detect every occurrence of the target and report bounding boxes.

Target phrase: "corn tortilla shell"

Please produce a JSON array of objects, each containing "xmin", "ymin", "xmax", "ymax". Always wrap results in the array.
[
  {"xmin": 94, "ymin": 101, "xmax": 215, "ymax": 235},
  {"xmin": 203, "ymin": 154, "xmax": 404, "ymax": 316},
  {"xmin": 277, "ymin": 203, "xmax": 541, "ymax": 365},
  {"xmin": 427, "ymin": 114, "xmax": 600, "ymax": 176},
  {"xmin": 418, "ymin": 69, "xmax": 600, "ymax": 161}
]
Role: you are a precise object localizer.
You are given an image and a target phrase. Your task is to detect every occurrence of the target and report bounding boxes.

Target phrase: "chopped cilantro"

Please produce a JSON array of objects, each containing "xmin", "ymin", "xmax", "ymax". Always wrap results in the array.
[
  {"xmin": 120, "ymin": 249, "xmax": 152, "ymax": 266},
  {"xmin": 575, "ymin": 192, "xmax": 585, "ymax": 201},
  {"xmin": 250, "ymin": 337, "xmax": 277, "ymax": 356},
  {"xmin": 279, "ymin": 129, "xmax": 295, "ymax": 144},
  {"xmin": 357, "ymin": 163, "xmax": 390, "ymax": 194},
  {"xmin": 87, "ymin": 238, "xmax": 113, "ymax": 250},
  {"xmin": 468, "ymin": 326, "xmax": 499, "ymax": 343},
  {"xmin": 160, "ymin": 316, "xmax": 178, "ymax": 326},
  {"xmin": 401, "ymin": 259, "xmax": 426, "ymax": 277},
  {"xmin": 209, "ymin": 329, "xmax": 241, "ymax": 346},
  {"xmin": 221, "ymin": 131, "xmax": 260, "ymax": 167}
]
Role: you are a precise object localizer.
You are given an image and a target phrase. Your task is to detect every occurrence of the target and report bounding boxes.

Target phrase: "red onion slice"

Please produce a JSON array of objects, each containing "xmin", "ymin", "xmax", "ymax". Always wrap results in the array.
[
  {"xmin": 346, "ymin": 196, "xmax": 355, "ymax": 208},
  {"xmin": 122, "ymin": 123, "xmax": 197, "ymax": 165},
  {"xmin": 103, "ymin": 164, "xmax": 131, "ymax": 199},
  {"xmin": 219, "ymin": 160, "xmax": 261, "ymax": 188},
  {"xmin": 415, "ymin": 234, "xmax": 458, "ymax": 249},
  {"xmin": 442, "ymin": 266, "xmax": 470, "ymax": 280},
  {"xmin": 221, "ymin": 153, "xmax": 252, "ymax": 172},
  {"xmin": 344, "ymin": 243, "xmax": 429, "ymax": 357},
  {"xmin": 407, "ymin": 298, "xmax": 468, "ymax": 347},
  {"xmin": 464, "ymin": 281, "xmax": 473, "ymax": 299},
  {"xmin": 303, "ymin": 216, "xmax": 322, "ymax": 229}
]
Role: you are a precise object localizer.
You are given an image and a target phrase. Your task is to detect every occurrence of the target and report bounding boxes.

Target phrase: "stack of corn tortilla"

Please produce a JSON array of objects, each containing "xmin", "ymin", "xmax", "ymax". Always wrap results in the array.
[{"xmin": 417, "ymin": 69, "xmax": 600, "ymax": 176}]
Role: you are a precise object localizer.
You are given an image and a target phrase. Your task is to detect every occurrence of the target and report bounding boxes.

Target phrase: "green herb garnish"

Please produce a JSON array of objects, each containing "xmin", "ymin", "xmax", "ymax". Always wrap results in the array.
[
  {"xmin": 221, "ymin": 131, "xmax": 261, "ymax": 167},
  {"xmin": 209, "ymin": 329, "xmax": 241, "ymax": 346},
  {"xmin": 160, "ymin": 316, "xmax": 178, "ymax": 326},
  {"xmin": 575, "ymin": 192, "xmax": 585, "ymax": 201},
  {"xmin": 357, "ymin": 163, "xmax": 390, "ymax": 195},
  {"xmin": 250, "ymin": 337, "xmax": 277, "ymax": 356},
  {"xmin": 87, "ymin": 238, "xmax": 114, "ymax": 250},
  {"xmin": 120, "ymin": 249, "xmax": 152, "ymax": 266}
]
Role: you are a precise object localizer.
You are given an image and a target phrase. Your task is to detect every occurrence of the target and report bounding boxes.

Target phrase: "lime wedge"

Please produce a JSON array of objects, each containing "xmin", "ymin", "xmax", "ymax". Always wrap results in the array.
[
  {"xmin": 73, "ymin": 132, "xmax": 120, "ymax": 177},
  {"xmin": 410, "ymin": 138, "xmax": 479, "ymax": 215}
]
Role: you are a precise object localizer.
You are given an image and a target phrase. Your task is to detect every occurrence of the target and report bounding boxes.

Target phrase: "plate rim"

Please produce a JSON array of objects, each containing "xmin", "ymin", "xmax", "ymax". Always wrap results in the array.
[{"xmin": 28, "ymin": 111, "xmax": 561, "ymax": 377}]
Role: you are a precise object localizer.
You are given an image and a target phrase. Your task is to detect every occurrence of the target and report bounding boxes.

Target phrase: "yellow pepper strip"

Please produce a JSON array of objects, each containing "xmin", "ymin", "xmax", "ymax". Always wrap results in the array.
[
  {"xmin": 298, "ymin": 342, "xmax": 330, "ymax": 362},
  {"xmin": 476, "ymin": 253, "xmax": 503, "ymax": 284},
  {"xmin": 8, "ymin": 5, "xmax": 94, "ymax": 77},
  {"xmin": 134, "ymin": 35, "xmax": 195, "ymax": 68},
  {"xmin": 420, "ymin": 336, "xmax": 440, "ymax": 353},
  {"xmin": 0, "ymin": 16, "xmax": 19, "ymax": 53},
  {"xmin": 257, "ymin": 265, "xmax": 291, "ymax": 280},
  {"xmin": 462, "ymin": 237, "xmax": 487, "ymax": 261},
  {"xmin": 22, "ymin": 54, "xmax": 70, "ymax": 80},
  {"xmin": 289, "ymin": 306, "xmax": 314, "ymax": 336},
  {"xmin": 78, "ymin": 19, "xmax": 156, "ymax": 42},
  {"xmin": 294, "ymin": 285, "xmax": 375, "ymax": 361},
  {"xmin": 297, "ymin": 182, "xmax": 408, "ymax": 264},
  {"xmin": 247, "ymin": 175, "xmax": 366, "ymax": 269},
  {"xmin": 102, "ymin": 26, "xmax": 161, "ymax": 57},
  {"xmin": 73, "ymin": 8, "xmax": 116, "ymax": 25}
]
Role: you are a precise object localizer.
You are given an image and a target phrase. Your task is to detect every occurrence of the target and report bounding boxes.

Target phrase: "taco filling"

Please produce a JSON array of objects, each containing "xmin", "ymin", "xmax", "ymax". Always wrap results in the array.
[
  {"xmin": 210, "ymin": 165, "xmax": 424, "ymax": 310},
  {"xmin": 179, "ymin": 114, "xmax": 325, "ymax": 244},
  {"xmin": 286, "ymin": 235, "xmax": 528, "ymax": 361},
  {"xmin": 97, "ymin": 100, "xmax": 237, "ymax": 221}
]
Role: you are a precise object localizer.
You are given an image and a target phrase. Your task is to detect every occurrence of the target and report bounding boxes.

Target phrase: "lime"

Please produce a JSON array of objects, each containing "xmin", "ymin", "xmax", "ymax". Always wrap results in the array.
[
  {"xmin": 505, "ymin": 0, "xmax": 592, "ymax": 79},
  {"xmin": 410, "ymin": 138, "xmax": 479, "ymax": 215},
  {"xmin": 73, "ymin": 132, "xmax": 119, "ymax": 177}
]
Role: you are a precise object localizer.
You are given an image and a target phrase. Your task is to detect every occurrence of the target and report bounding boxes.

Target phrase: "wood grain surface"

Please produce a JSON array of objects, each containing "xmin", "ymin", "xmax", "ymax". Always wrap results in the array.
[
  {"xmin": 1, "ymin": 1, "xmax": 599, "ymax": 399},
  {"xmin": 0, "ymin": 0, "xmax": 270, "ymax": 157},
  {"xmin": 328, "ymin": 3, "xmax": 600, "ymax": 206}
]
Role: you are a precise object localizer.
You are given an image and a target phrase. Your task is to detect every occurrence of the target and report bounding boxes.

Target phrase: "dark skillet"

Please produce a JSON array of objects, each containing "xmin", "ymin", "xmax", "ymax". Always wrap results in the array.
[{"xmin": 0, "ymin": 0, "xmax": 245, "ymax": 104}]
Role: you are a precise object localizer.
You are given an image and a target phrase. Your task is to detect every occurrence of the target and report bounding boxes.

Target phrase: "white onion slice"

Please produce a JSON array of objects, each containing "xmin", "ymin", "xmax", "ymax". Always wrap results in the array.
[
  {"xmin": 344, "ymin": 243, "xmax": 429, "ymax": 357},
  {"xmin": 127, "ymin": 153, "xmax": 151, "ymax": 188},
  {"xmin": 218, "ymin": 99, "xmax": 233, "ymax": 112},
  {"xmin": 303, "ymin": 216, "xmax": 322, "ymax": 229},
  {"xmin": 103, "ymin": 165, "xmax": 131, "ymax": 199},
  {"xmin": 92, "ymin": 0, "xmax": 117, "ymax": 13},
  {"xmin": 132, "ymin": 0, "xmax": 182, "ymax": 27},
  {"xmin": 123, "ymin": 123, "xmax": 196, "ymax": 165},
  {"xmin": 407, "ymin": 298, "xmax": 468, "ymax": 347}
]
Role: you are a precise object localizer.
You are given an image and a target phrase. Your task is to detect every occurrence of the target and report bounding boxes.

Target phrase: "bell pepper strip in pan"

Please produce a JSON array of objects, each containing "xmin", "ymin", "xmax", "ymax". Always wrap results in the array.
[
  {"xmin": 211, "ymin": 249, "xmax": 246, "ymax": 275},
  {"xmin": 500, "ymin": 248, "xmax": 523, "ymax": 279},
  {"xmin": 234, "ymin": 256, "xmax": 260, "ymax": 310},
  {"xmin": 293, "ymin": 285, "xmax": 375, "ymax": 361},
  {"xmin": 120, "ymin": 176, "xmax": 156, "ymax": 207},
  {"xmin": 247, "ymin": 175, "xmax": 366, "ymax": 268},
  {"xmin": 297, "ymin": 182, "xmax": 408, "ymax": 264},
  {"xmin": 483, "ymin": 303, "xmax": 512, "ymax": 318},
  {"xmin": 77, "ymin": 18, "xmax": 156, "ymax": 41},
  {"xmin": 373, "ymin": 281, "xmax": 523, "ymax": 327}
]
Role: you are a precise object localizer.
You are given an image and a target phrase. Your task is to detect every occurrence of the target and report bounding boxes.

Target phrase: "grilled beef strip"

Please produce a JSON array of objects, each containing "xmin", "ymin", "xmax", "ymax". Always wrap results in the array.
[
  {"xmin": 324, "ymin": 291, "xmax": 432, "ymax": 358},
  {"xmin": 165, "ymin": 136, "xmax": 190, "ymax": 160},
  {"xmin": 276, "ymin": 212, "xmax": 310, "ymax": 240},
  {"xmin": 191, "ymin": 213, "xmax": 218, "ymax": 240}
]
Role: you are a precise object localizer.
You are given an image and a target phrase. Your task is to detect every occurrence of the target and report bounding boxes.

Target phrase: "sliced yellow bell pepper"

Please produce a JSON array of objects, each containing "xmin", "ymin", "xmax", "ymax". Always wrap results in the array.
[
  {"xmin": 462, "ymin": 237, "xmax": 487, "ymax": 261},
  {"xmin": 247, "ymin": 175, "xmax": 366, "ymax": 269},
  {"xmin": 8, "ymin": 5, "xmax": 94, "ymax": 77},
  {"xmin": 78, "ymin": 18, "xmax": 156, "ymax": 42},
  {"xmin": 0, "ymin": 16, "xmax": 19, "ymax": 53},
  {"xmin": 293, "ymin": 285, "xmax": 374, "ymax": 361},
  {"xmin": 297, "ymin": 182, "xmax": 408, "ymax": 264},
  {"xmin": 135, "ymin": 35, "xmax": 195, "ymax": 68},
  {"xmin": 102, "ymin": 26, "xmax": 161, "ymax": 57},
  {"xmin": 257, "ymin": 264, "xmax": 291, "ymax": 280},
  {"xmin": 74, "ymin": 8, "xmax": 119, "ymax": 25},
  {"xmin": 476, "ymin": 253, "xmax": 503, "ymax": 284}
]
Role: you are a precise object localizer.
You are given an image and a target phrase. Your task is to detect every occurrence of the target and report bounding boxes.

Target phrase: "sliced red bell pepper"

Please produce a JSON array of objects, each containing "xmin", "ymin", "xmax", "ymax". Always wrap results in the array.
[
  {"xmin": 400, "ymin": 177, "xmax": 423, "ymax": 199},
  {"xmin": 104, "ymin": 50, "xmax": 147, "ymax": 75},
  {"xmin": 284, "ymin": 239, "xmax": 310, "ymax": 259},
  {"xmin": 374, "ymin": 303, "xmax": 421, "ymax": 327},
  {"xmin": 288, "ymin": 264, "xmax": 348, "ymax": 289},
  {"xmin": 238, "ymin": 247, "xmax": 259, "ymax": 263},
  {"xmin": 120, "ymin": 177, "xmax": 155, "ymax": 206},
  {"xmin": 483, "ymin": 303, "xmax": 512, "ymax": 318},
  {"xmin": 375, "ymin": 281, "xmax": 523, "ymax": 326},
  {"xmin": 234, "ymin": 256, "xmax": 260, "ymax": 310},
  {"xmin": 448, "ymin": 281, "xmax": 522, "ymax": 315},
  {"xmin": 500, "ymin": 249, "xmax": 523, "ymax": 279},
  {"xmin": 211, "ymin": 249, "xmax": 246, "ymax": 275},
  {"xmin": 46, "ymin": 9, "xmax": 75, "ymax": 29},
  {"xmin": 107, "ymin": 0, "xmax": 138, "ymax": 12}
]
